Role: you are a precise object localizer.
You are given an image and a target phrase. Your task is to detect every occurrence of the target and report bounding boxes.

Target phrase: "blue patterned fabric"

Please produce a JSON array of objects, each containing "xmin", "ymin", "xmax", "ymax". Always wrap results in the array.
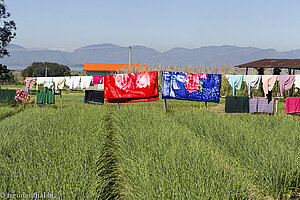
[{"xmin": 162, "ymin": 71, "xmax": 222, "ymax": 103}]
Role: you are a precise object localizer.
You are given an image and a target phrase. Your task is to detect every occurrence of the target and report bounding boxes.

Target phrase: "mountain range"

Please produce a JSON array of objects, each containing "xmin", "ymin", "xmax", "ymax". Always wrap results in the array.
[{"xmin": 3, "ymin": 43, "xmax": 300, "ymax": 70}]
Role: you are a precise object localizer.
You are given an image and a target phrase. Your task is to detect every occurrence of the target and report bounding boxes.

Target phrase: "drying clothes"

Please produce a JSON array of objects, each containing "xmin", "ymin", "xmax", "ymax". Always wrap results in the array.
[
  {"xmin": 243, "ymin": 75, "xmax": 261, "ymax": 96},
  {"xmin": 15, "ymin": 90, "xmax": 30, "ymax": 102},
  {"xmin": 286, "ymin": 97, "xmax": 300, "ymax": 114},
  {"xmin": 36, "ymin": 77, "xmax": 53, "ymax": 90},
  {"xmin": 84, "ymin": 90, "xmax": 104, "ymax": 104},
  {"xmin": 66, "ymin": 76, "xmax": 81, "ymax": 89},
  {"xmin": 104, "ymin": 71, "xmax": 159, "ymax": 103},
  {"xmin": 93, "ymin": 75, "xmax": 103, "ymax": 85},
  {"xmin": 80, "ymin": 76, "xmax": 93, "ymax": 89},
  {"xmin": 44, "ymin": 81, "xmax": 54, "ymax": 89},
  {"xmin": 36, "ymin": 90, "xmax": 55, "ymax": 104},
  {"xmin": 225, "ymin": 96, "xmax": 249, "ymax": 113},
  {"xmin": 250, "ymin": 97, "xmax": 274, "ymax": 114},
  {"xmin": 225, "ymin": 75, "xmax": 243, "ymax": 96},
  {"xmin": 162, "ymin": 71, "xmax": 222, "ymax": 103},
  {"xmin": 52, "ymin": 77, "xmax": 69, "ymax": 92},
  {"xmin": 93, "ymin": 76, "xmax": 104, "ymax": 90},
  {"xmin": 293, "ymin": 75, "xmax": 300, "ymax": 90},
  {"xmin": 276, "ymin": 75, "xmax": 295, "ymax": 96},
  {"xmin": 0, "ymin": 89, "xmax": 16, "ymax": 102},
  {"xmin": 24, "ymin": 77, "xmax": 37, "ymax": 92},
  {"xmin": 261, "ymin": 75, "xmax": 277, "ymax": 97}
]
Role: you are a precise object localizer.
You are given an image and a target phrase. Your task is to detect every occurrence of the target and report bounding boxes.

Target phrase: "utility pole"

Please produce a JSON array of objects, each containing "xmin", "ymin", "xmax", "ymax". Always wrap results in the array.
[
  {"xmin": 129, "ymin": 46, "xmax": 132, "ymax": 70},
  {"xmin": 45, "ymin": 66, "xmax": 48, "ymax": 77}
]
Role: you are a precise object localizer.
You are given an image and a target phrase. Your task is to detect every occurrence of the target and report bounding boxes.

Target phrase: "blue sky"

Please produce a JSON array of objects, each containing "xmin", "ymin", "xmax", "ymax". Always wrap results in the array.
[{"xmin": 7, "ymin": 0, "xmax": 300, "ymax": 52}]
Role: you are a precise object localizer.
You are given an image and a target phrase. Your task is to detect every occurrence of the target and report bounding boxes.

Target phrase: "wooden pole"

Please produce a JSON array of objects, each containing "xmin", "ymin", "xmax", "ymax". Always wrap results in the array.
[
  {"xmin": 60, "ymin": 89, "xmax": 63, "ymax": 109},
  {"xmin": 160, "ymin": 70, "xmax": 167, "ymax": 112},
  {"xmin": 275, "ymin": 98, "xmax": 278, "ymax": 115},
  {"xmin": 117, "ymin": 100, "xmax": 120, "ymax": 110},
  {"xmin": 205, "ymin": 101, "xmax": 207, "ymax": 109}
]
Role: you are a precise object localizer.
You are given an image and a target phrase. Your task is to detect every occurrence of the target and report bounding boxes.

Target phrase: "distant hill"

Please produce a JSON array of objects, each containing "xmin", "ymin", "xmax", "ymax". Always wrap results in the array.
[{"xmin": 3, "ymin": 43, "xmax": 300, "ymax": 70}]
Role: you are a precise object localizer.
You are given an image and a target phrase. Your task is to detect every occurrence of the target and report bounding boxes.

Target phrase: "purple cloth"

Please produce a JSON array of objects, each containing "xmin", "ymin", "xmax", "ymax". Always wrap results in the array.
[
  {"xmin": 276, "ymin": 75, "xmax": 295, "ymax": 96},
  {"xmin": 250, "ymin": 97, "xmax": 274, "ymax": 114}
]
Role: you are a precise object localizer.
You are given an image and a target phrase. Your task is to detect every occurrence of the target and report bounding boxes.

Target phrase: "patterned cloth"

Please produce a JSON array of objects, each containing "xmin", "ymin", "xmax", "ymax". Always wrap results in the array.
[
  {"xmin": 25, "ymin": 77, "xmax": 37, "ymax": 92},
  {"xmin": 250, "ymin": 97, "xmax": 274, "ymax": 114},
  {"xmin": 15, "ymin": 90, "xmax": 30, "ymax": 102},
  {"xmin": 162, "ymin": 71, "xmax": 221, "ymax": 103},
  {"xmin": 104, "ymin": 71, "xmax": 159, "ymax": 103}
]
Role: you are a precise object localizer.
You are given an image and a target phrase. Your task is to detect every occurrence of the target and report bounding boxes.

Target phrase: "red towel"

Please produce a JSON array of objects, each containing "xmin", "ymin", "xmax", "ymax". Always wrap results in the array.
[
  {"xmin": 286, "ymin": 97, "xmax": 300, "ymax": 113},
  {"xmin": 93, "ymin": 75, "xmax": 103, "ymax": 85},
  {"xmin": 104, "ymin": 71, "xmax": 159, "ymax": 103}
]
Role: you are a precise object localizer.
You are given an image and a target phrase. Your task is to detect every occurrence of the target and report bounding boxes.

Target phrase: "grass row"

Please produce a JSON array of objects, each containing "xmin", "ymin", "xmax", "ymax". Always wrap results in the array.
[
  {"xmin": 0, "ymin": 102, "xmax": 109, "ymax": 199},
  {"xmin": 174, "ymin": 109, "xmax": 300, "ymax": 198}
]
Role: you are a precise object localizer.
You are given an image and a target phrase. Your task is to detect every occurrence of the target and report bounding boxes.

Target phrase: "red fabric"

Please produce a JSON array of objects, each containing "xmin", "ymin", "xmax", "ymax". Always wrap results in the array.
[
  {"xmin": 93, "ymin": 75, "xmax": 103, "ymax": 85},
  {"xmin": 104, "ymin": 71, "xmax": 159, "ymax": 103},
  {"xmin": 286, "ymin": 97, "xmax": 300, "ymax": 113}
]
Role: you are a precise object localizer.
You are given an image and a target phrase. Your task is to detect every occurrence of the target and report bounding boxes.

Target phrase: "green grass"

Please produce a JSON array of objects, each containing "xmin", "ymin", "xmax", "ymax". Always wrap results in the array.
[
  {"xmin": 174, "ymin": 109, "xmax": 300, "ymax": 199},
  {"xmin": 0, "ymin": 102, "xmax": 109, "ymax": 199},
  {"xmin": 0, "ymin": 91, "xmax": 299, "ymax": 199}
]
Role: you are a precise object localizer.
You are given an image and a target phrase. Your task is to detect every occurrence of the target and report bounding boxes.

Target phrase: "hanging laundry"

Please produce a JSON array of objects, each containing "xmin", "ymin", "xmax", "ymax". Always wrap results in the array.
[
  {"xmin": 84, "ymin": 90, "xmax": 104, "ymax": 104},
  {"xmin": 243, "ymin": 75, "xmax": 261, "ymax": 96},
  {"xmin": 286, "ymin": 97, "xmax": 300, "ymax": 115},
  {"xmin": 104, "ymin": 71, "xmax": 159, "ymax": 103},
  {"xmin": 225, "ymin": 96, "xmax": 249, "ymax": 113},
  {"xmin": 80, "ymin": 76, "xmax": 93, "ymax": 89},
  {"xmin": 276, "ymin": 75, "xmax": 295, "ymax": 96},
  {"xmin": 24, "ymin": 77, "xmax": 37, "ymax": 92},
  {"xmin": 250, "ymin": 97, "xmax": 274, "ymax": 114},
  {"xmin": 224, "ymin": 75, "xmax": 243, "ymax": 96},
  {"xmin": 36, "ymin": 77, "xmax": 53, "ymax": 90},
  {"xmin": 66, "ymin": 76, "xmax": 81, "ymax": 89},
  {"xmin": 293, "ymin": 75, "xmax": 300, "ymax": 91},
  {"xmin": 93, "ymin": 75, "xmax": 104, "ymax": 90},
  {"xmin": 93, "ymin": 75, "xmax": 103, "ymax": 85},
  {"xmin": 0, "ymin": 89, "xmax": 16, "ymax": 102},
  {"xmin": 52, "ymin": 77, "xmax": 69, "ymax": 93},
  {"xmin": 162, "ymin": 71, "xmax": 221, "ymax": 103},
  {"xmin": 261, "ymin": 75, "xmax": 277, "ymax": 98},
  {"xmin": 44, "ymin": 81, "xmax": 54, "ymax": 89},
  {"xmin": 36, "ymin": 90, "xmax": 55, "ymax": 105},
  {"xmin": 15, "ymin": 90, "xmax": 30, "ymax": 102}
]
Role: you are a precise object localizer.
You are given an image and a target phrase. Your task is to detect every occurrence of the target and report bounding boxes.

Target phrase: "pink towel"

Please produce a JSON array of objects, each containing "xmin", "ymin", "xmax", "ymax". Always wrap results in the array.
[
  {"xmin": 93, "ymin": 75, "xmax": 103, "ymax": 85},
  {"xmin": 286, "ymin": 97, "xmax": 300, "ymax": 113},
  {"xmin": 276, "ymin": 75, "xmax": 295, "ymax": 96}
]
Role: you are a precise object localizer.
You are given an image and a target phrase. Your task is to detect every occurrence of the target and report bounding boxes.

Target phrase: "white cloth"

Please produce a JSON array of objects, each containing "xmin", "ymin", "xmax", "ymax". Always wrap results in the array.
[
  {"xmin": 52, "ymin": 77, "xmax": 68, "ymax": 92},
  {"xmin": 80, "ymin": 76, "xmax": 93, "ymax": 89},
  {"xmin": 36, "ymin": 77, "xmax": 54, "ymax": 90},
  {"xmin": 243, "ymin": 75, "xmax": 261, "ymax": 96},
  {"xmin": 67, "ymin": 76, "xmax": 81, "ymax": 89},
  {"xmin": 295, "ymin": 75, "xmax": 300, "ymax": 90}
]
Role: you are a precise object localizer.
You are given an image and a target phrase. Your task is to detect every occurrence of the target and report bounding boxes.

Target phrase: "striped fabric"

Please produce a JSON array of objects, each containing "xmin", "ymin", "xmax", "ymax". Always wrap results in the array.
[
  {"xmin": 25, "ymin": 77, "xmax": 37, "ymax": 92},
  {"xmin": 15, "ymin": 90, "xmax": 30, "ymax": 102}
]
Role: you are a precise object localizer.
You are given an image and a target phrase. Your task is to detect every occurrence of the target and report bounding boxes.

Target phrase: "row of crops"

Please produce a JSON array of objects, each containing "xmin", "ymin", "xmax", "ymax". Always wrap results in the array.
[{"xmin": 0, "ymin": 93, "xmax": 299, "ymax": 199}]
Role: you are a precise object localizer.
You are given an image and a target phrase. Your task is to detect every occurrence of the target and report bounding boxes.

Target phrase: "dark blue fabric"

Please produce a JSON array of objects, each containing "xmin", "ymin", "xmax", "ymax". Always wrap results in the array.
[{"xmin": 162, "ymin": 71, "xmax": 222, "ymax": 103}]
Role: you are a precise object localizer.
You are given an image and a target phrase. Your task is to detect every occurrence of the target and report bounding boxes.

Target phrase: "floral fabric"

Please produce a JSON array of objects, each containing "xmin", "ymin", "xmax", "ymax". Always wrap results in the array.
[
  {"xmin": 104, "ymin": 71, "xmax": 159, "ymax": 103},
  {"xmin": 162, "ymin": 71, "xmax": 221, "ymax": 103}
]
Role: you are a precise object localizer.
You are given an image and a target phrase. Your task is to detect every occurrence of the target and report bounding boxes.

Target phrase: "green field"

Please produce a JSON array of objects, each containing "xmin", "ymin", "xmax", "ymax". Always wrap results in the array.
[{"xmin": 0, "ymin": 91, "xmax": 299, "ymax": 199}]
